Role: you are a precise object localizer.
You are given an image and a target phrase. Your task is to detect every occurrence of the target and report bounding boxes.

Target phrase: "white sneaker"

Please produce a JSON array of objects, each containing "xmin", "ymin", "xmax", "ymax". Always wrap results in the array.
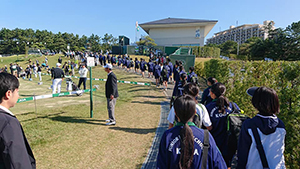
[
  {"xmin": 106, "ymin": 121, "xmax": 116, "ymax": 125},
  {"xmin": 105, "ymin": 119, "xmax": 110, "ymax": 122}
]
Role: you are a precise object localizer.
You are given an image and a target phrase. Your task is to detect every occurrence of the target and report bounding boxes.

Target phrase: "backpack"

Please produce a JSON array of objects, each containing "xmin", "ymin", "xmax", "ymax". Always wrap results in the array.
[
  {"xmin": 173, "ymin": 103, "xmax": 205, "ymax": 128},
  {"xmin": 226, "ymin": 102, "xmax": 249, "ymax": 167},
  {"xmin": 163, "ymin": 67, "xmax": 168, "ymax": 77},
  {"xmin": 191, "ymin": 74, "xmax": 199, "ymax": 85}
]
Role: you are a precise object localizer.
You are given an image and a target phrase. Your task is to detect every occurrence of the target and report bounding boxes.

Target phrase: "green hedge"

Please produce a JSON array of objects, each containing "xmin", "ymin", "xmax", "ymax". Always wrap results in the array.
[
  {"xmin": 199, "ymin": 59, "xmax": 300, "ymax": 168},
  {"xmin": 178, "ymin": 46, "xmax": 220, "ymax": 58},
  {"xmin": 191, "ymin": 46, "xmax": 220, "ymax": 58}
]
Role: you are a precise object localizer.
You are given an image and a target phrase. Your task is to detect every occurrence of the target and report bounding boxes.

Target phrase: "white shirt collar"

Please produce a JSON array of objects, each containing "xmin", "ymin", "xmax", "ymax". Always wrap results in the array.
[
  {"xmin": 107, "ymin": 72, "xmax": 112, "ymax": 76},
  {"xmin": 0, "ymin": 105, "xmax": 14, "ymax": 116}
]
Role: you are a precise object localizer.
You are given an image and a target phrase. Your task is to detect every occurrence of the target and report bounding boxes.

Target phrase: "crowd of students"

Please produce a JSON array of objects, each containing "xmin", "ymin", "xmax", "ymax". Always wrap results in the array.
[
  {"xmin": 0, "ymin": 52, "xmax": 287, "ymax": 168},
  {"xmin": 158, "ymin": 80, "xmax": 286, "ymax": 168},
  {"xmin": 107, "ymin": 53, "xmax": 286, "ymax": 168}
]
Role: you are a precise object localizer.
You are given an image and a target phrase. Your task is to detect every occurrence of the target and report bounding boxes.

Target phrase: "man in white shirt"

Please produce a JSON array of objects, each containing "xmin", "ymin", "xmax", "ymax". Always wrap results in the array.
[{"xmin": 78, "ymin": 64, "xmax": 88, "ymax": 90}]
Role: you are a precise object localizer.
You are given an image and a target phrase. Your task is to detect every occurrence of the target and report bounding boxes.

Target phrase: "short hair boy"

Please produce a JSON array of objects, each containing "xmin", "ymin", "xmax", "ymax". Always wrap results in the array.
[{"xmin": 0, "ymin": 72, "xmax": 36, "ymax": 168}]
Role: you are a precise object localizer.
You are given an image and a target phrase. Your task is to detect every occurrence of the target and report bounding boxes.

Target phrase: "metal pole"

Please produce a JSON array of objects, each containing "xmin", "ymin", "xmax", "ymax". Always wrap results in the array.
[{"xmin": 89, "ymin": 67, "xmax": 93, "ymax": 118}]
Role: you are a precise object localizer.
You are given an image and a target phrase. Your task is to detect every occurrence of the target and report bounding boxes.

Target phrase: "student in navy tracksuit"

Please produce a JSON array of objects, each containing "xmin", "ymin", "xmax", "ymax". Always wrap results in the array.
[
  {"xmin": 147, "ymin": 59, "xmax": 154, "ymax": 78},
  {"xmin": 167, "ymin": 58, "xmax": 173, "ymax": 82},
  {"xmin": 154, "ymin": 61, "xmax": 161, "ymax": 87},
  {"xmin": 117, "ymin": 55, "xmax": 122, "ymax": 67},
  {"xmin": 126, "ymin": 58, "xmax": 131, "ymax": 72},
  {"xmin": 205, "ymin": 82, "xmax": 240, "ymax": 166},
  {"xmin": 99, "ymin": 54, "xmax": 103, "ymax": 65},
  {"xmin": 161, "ymin": 63, "xmax": 170, "ymax": 90},
  {"xmin": 172, "ymin": 65, "xmax": 186, "ymax": 98},
  {"xmin": 102, "ymin": 54, "xmax": 106, "ymax": 65},
  {"xmin": 177, "ymin": 73, "xmax": 187, "ymax": 97},
  {"xmin": 122, "ymin": 56, "xmax": 127, "ymax": 69},
  {"xmin": 200, "ymin": 77, "xmax": 218, "ymax": 106},
  {"xmin": 237, "ymin": 87, "xmax": 286, "ymax": 169},
  {"xmin": 157, "ymin": 95, "xmax": 227, "ymax": 169},
  {"xmin": 140, "ymin": 58, "xmax": 146, "ymax": 78},
  {"xmin": 134, "ymin": 58, "xmax": 140, "ymax": 73},
  {"xmin": 173, "ymin": 60, "xmax": 179, "ymax": 83},
  {"xmin": 187, "ymin": 66, "xmax": 197, "ymax": 83}
]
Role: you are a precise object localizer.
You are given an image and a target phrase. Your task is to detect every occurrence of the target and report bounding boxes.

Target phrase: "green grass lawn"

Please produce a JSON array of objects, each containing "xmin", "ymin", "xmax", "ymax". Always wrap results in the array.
[{"xmin": 1, "ymin": 54, "xmax": 166, "ymax": 169}]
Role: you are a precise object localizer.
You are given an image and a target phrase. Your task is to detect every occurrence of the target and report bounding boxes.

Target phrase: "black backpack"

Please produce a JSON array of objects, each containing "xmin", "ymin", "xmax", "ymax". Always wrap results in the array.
[
  {"xmin": 226, "ymin": 102, "xmax": 250, "ymax": 167},
  {"xmin": 191, "ymin": 74, "xmax": 199, "ymax": 85},
  {"xmin": 174, "ymin": 103, "xmax": 205, "ymax": 128}
]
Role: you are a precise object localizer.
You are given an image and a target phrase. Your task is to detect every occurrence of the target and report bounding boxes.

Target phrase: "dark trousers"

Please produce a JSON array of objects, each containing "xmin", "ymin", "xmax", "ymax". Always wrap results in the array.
[{"xmin": 78, "ymin": 77, "xmax": 87, "ymax": 90}]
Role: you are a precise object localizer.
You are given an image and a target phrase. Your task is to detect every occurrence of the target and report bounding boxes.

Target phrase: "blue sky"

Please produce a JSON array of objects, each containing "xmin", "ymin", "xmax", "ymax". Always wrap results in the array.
[{"xmin": 0, "ymin": 0, "xmax": 299, "ymax": 44}]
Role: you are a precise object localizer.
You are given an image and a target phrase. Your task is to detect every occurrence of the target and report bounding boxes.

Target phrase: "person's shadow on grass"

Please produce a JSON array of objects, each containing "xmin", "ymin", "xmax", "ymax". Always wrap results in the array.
[{"xmin": 109, "ymin": 126, "xmax": 157, "ymax": 134}]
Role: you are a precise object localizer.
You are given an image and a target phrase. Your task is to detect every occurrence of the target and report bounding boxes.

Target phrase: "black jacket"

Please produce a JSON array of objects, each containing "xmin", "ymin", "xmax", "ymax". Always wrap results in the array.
[
  {"xmin": 0, "ymin": 110, "xmax": 36, "ymax": 169},
  {"xmin": 105, "ymin": 72, "xmax": 119, "ymax": 98},
  {"xmin": 51, "ymin": 68, "xmax": 64, "ymax": 79}
]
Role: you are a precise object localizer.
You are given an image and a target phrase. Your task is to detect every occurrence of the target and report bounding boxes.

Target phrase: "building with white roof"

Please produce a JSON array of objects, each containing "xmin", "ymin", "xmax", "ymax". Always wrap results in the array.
[{"xmin": 139, "ymin": 17, "xmax": 218, "ymax": 47}]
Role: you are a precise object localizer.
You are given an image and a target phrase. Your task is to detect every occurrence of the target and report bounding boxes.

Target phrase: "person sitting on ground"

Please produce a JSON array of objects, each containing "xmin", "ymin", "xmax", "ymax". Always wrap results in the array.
[
  {"xmin": 168, "ymin": 82, "xmax": 212, "ymax": 130},
  {"xmin": 205, "ymin": 82, "xmax": 240, "ymax": 166},
  {"xmin": 157, "ymin": 95, "xmax": 227, "ymax": 169},
  {"xmin": 237, "ymin": 87, "xmax": 286, "ymax": 169},
  {"xmin": 200, "ymin": 77, "xmax": 218, "ymax": 106},
  {"xmin": 0, "ymin": 72, "xmax": 36, "ymax": 168}
]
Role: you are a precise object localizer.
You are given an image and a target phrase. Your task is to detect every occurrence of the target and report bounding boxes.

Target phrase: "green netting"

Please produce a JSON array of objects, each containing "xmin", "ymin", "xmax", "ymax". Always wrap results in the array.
[
  {"xmin": 169, "ymin": 54, "xmax": 196, "ymax": 72},
  {"xmin": 127, "ymin": 46, "xmax": 136, "ymax": 55},
  {"xmin": 165, "ymin": 46, "xmax": 179, "ymax": 55}
]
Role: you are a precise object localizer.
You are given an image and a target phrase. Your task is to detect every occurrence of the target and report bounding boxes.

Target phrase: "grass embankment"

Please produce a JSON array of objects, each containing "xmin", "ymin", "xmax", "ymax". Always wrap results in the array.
[{"xmin": 1, "ymin": 54, "xmax": 165, "ymax": 169}]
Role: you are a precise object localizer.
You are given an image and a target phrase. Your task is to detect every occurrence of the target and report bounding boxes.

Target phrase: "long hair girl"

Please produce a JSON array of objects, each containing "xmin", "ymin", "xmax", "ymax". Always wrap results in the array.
[{"xmin": 174, "ymin": 95, "xmax": 196, "ymax": 169}]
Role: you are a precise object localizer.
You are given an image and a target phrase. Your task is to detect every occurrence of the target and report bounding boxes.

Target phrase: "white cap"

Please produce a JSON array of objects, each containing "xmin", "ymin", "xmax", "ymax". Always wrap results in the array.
[
  {"xmin": 56, "ymin": 63, "xmax": 61, "ymax": 67},
  {"xmin": 103, "ymin": 63, "xmax": 112, "ymax": 69}
]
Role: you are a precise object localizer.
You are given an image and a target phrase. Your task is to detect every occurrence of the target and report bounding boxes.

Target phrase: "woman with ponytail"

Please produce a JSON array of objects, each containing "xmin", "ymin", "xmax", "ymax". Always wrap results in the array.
[
  {"xmin": 205, "ymin": 82, "xmax": 240, "ymax": 166},
  {"xmin": 157, "ymin": 95, "xmax": 227, "ymax": 169}
]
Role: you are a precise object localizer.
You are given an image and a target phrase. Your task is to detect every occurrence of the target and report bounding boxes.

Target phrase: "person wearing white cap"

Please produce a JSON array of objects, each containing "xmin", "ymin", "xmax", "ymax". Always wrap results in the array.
[
  {"xmin": 104, "ymin": 63, "xmax": 118, "ymax": 125},
  {"xmin": 51, "ymin": 63, "xmax": 64, "ymax": 94}
]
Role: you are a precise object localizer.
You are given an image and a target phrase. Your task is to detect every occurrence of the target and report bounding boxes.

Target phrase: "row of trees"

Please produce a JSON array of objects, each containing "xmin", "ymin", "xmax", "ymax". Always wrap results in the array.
[
  {"xmin": 0, "ymin": 28, "xmax": 119, "ymax": 54},
  {"xmin": 207, "ymin": 21, "xmax": 300, "ymax": 61}
]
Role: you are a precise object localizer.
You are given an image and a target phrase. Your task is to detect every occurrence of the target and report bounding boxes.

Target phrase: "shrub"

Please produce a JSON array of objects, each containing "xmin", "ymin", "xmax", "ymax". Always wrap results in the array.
[{"xmin": 199, "ymin": 59, "xmax": 300, "ymax": 168}]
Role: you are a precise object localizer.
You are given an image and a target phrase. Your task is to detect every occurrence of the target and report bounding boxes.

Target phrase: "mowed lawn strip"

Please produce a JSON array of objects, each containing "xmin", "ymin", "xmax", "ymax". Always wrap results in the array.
[{"xmin": 5, "ymin": 55, "xmax": 165, "ymax": 169}]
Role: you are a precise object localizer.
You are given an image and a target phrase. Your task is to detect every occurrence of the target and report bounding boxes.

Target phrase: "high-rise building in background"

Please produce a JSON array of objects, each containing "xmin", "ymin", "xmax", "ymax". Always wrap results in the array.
[{"xmin": 206, "ymin": 20, "xmax": 275, "ymax": 45}]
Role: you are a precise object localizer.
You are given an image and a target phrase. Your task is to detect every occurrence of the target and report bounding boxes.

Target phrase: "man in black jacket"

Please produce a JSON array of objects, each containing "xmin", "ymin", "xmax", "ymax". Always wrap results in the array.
[
  {"xmin": 104, "ymin": 64, "xmax": 118, "ymax": 125},
  {"xmin": 0, "ymin": 72, "xmax": 36, "ymax": 169}
]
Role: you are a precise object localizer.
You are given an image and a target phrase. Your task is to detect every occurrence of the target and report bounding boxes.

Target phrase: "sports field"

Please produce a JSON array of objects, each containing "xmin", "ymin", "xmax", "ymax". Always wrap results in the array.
[{"xmin": 2, "ymin": 54, "xmax": 166, "ymax": 168}]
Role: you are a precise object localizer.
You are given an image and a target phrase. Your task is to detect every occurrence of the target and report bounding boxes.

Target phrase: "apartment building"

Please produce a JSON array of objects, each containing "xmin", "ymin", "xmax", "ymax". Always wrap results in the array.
[{"xmin": 206, "ymin": 20, "xmax": 274, "ymax": 45}]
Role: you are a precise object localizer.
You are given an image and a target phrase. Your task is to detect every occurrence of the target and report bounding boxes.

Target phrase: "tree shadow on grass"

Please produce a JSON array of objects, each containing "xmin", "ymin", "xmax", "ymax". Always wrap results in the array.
[
  {"xmin": 131, "ymin": 101, "xmax": 161, "ymax": 105},
  {"xmin": 19, "ymin": 112, "xmax": 66, "ymax": 122},
  {"xmin": 49, "ymin": 115, "xmax": 107, "ymax": 125},
  {"xmin": 128, "ymin": 88, "xmax": 152, "ymax": 93},
  {"xmin": 109, "ymin": 126, "xmax": 156, "ymax": 134},
  {"xmin": 134, "ymin": 95, "xmax": 166, "ymax": 99}
]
